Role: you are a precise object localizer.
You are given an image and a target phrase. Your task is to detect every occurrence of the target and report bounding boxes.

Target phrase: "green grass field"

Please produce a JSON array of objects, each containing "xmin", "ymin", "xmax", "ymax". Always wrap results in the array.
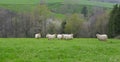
[
  {"xmin": 0, "ymin": 0, "xmax": 115, "ymax": 10},
  {"xmin": 0, "ymin": 38, "xmax": 120, "ymax": 62}
]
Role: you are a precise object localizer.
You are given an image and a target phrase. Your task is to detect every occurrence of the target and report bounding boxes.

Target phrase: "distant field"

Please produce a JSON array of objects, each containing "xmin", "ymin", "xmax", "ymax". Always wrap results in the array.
[
  {"xmin": 0, "ymin": 0, "xmax": 39, "ymax": 4},
  {"xmin": 0, "ymin": 0, "xmax": 63, "ymax": 4},
  {"xmin": 0, "ymin": 0, "xmax": 115, "ymax": 8},
  {"xmin": 0, "ymin": 38, "xmax": 120, "ymax": 62}
]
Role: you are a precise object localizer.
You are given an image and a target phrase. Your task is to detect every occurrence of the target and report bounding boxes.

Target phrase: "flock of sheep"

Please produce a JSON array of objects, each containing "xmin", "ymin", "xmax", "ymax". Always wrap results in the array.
[
  {"xmin": 35, "ymin": 33, "xmax": 108, "ymax": 41},
  {"xmin": 35, "ymin": 33, "xmax": 73, "ymax": 40}
]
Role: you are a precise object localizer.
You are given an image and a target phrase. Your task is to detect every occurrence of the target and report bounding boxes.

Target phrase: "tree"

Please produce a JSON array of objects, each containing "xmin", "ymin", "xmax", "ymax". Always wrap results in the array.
[
  {"xmin": 81, "ymin": 6, "xmax": 88, "ymax": 17},
  {"xmin": 114, "ymin": 5, "xmax": 120, "ymax": 36},
  {"xmin": 61, "ymin": 21, "xmax": 66, "ymax": 33},
  {"xmin": 87, "ymin": 6, "xmax": 106, "ymax": 37},
  {"xmin": 64, "ymin": 14, "xmax": 84, "ymax": 37},
  {"xmin": 95, "ymin": 12, "xmax": 109, "ymax": 34},
  {"xmin": 108, "ymin": 4, "xmax": 119, "ymax": 37},
  {"xmin": 32, "ymin": 4, "xmax": 52, "ymax": 37}
]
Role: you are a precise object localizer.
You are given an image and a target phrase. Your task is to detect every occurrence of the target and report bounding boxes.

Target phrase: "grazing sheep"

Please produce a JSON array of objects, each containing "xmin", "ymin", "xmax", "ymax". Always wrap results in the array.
[
  {"xmin": 63, "ymin": 34, "xmax": 73, "ymax": 40},
  {"xmin": 96, "ymin": 34, "xmax": 108, "ymax": 41},
  {"xmin": 35, "ymin": 33, "xmax": 41, "ymax": 39},
  {"xmin": 57, "ymin": 34, "xmax": 63, "ymax": 39},
  {"xmin": 46, "ymin": 34, "xmax": 56, "ymax": 40}
]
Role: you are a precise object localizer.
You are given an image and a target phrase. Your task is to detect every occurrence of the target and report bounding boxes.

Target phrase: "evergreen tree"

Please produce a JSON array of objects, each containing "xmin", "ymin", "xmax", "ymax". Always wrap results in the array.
[
  {"xmin": 115, "ymin": 5, "xmax": 120, "ymax": 36},
  {"xmin": 61, "ymin": 21, "xmax": 66, "ymax": 33},
  {"xmin": 108, "ymin": 4, "xmax": 119, "ymax": 37},
  {"xmin": 81, "ymin": 6, "xmax": 88, "ymax": 17}
]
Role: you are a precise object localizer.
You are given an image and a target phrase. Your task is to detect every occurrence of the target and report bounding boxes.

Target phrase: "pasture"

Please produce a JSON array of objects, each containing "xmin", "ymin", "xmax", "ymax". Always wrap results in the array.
[
  {"xmin": 0, "ymin": 38, "xmax": 120, "ymax": 62},
  {"xmin": 0, "ymin": 0, "xmax": 115, "ymax": 11}
]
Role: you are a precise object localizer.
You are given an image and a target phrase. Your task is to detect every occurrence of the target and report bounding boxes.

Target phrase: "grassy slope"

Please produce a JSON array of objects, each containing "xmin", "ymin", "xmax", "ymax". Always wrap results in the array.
[
  {"xmin": 0, "ymin": 0, "xmax": 115, "ymax": 17},
  {"xmin": 0, "ymin": 0, "xmax": 63, "ymax": 4},
  {"xmin": 0, "ymin": 0, "xmax": 39, "ymax": 4},
  {"xmin": 0, "ymin": 0, "xmax": 115, "ymax": 19},
  {"xmin": 0, "ymin": 0, "xmax": 115, "ymax": 9},
  {"xmin": 0, "ymin": 4, "xmax": 37, "ymax": 12},
  {"xmin": 0, "ymin": 38, "xmax": 120, "ymax": 62}
]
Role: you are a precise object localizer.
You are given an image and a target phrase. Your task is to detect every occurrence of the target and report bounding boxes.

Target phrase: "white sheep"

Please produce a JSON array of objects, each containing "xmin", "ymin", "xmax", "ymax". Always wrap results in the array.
[
  {"xmin": 46, "ymin": 34, "xmax": 56, "ymax": 40},
  {"xmin": 96, "ymin": 34, "xmax": 108, "ymax": 41},
  {"xmin": 63, "ymin": 34, "xmax": 73, "ymax": 40},
  {"xmin": 35, "ymin": 33, "xmax": 41, "ymax": 39},
  {"xmin": 57, "ymin": 34, "xmax": 63, "ymax": 39}
]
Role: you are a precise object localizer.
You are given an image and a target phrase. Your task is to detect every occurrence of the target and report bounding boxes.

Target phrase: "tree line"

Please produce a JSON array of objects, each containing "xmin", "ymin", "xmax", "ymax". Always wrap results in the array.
[{"xmin": 0, "ymin": 4, "xmax": 119, "ymax": 38}]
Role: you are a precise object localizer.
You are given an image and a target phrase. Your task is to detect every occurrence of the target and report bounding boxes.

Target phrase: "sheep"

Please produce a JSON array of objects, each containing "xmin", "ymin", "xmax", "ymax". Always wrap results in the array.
[
  {"xmin": 35, "ymin": 33, "xmax": 41, "ymax": 39},
  {"xmin": 57, "ymin": 34, "xmax": 63, "ymax": 39},
  {"xmin": 63, "ymin": 34, "xmax": 73, "ymax": 40},
  {"xmin": 96, "ymin": 34, "xmax": 108, "ymax": 41},
  {"xmin": 46, "ymin": 34, "xmax": 56, "ymax": 40}
]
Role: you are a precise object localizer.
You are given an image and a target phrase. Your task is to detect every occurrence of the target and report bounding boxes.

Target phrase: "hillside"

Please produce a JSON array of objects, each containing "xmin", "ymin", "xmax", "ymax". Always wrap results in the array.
[
  {"xmin": 0, "ymin": 0, "xmax": 115, "ymax": 14},
  {"xmin": 0, "ymin": 0, "xmax": 115, "ymax": 8}
]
